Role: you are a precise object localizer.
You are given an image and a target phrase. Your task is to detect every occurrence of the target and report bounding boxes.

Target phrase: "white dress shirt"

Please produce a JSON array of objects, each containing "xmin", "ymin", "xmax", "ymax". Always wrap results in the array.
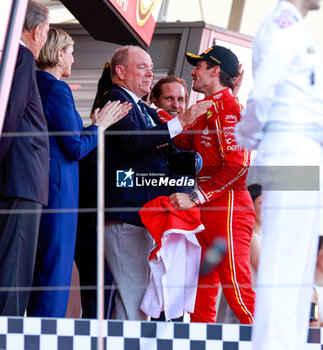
[{"xmin": 119, "ymin": 86, "xmax": 183, "ymax": 138}]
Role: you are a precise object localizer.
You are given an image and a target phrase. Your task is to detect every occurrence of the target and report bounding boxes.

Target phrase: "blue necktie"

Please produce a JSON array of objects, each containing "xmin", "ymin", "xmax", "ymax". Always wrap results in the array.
[{"xmin": 138, "ymin": 100, "xmax": 153, "ymax": 128}]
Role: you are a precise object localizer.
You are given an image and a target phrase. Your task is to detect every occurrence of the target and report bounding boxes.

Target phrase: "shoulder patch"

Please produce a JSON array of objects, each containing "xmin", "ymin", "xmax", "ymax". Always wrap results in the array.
[
  {"xmin": 206, "ymin": 111, "xmax": 213, "ymax": 119},
  {"xmin": 233, "ymin": 97, "xmax": 243, "ymax": 111},
  {"xmin": 274, "ymin": 9, "xmax": 297, "ymax": 28}
]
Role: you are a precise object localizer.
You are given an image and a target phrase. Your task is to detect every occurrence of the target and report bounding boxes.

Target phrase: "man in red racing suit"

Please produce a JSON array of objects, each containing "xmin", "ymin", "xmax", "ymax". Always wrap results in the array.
[{"xmin": 170, "ymin": 45, "xmax": 255, "ymax": 324}]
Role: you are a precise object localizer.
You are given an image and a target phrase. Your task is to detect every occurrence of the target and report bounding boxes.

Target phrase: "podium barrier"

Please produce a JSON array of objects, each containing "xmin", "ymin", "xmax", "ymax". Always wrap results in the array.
[{"xmin": 0, "ymin": 317, "xmax": 322, "ymax": 350}]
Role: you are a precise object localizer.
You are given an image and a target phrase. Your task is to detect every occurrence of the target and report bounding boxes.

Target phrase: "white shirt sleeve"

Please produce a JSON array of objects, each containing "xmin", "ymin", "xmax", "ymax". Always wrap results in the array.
[
  {"xmin": 167, "ymin": 116, "xmax": 183, "ymax": 139},
  {"xmin": 235, "ymin": 17, "xmax": 298, "ymax": 149}
]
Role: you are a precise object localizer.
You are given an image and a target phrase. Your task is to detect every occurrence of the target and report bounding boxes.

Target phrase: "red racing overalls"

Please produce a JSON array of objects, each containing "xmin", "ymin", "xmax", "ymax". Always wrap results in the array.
[{"xmin": 174, "ymin": 88, "xmax": 255, "ymax": 323}]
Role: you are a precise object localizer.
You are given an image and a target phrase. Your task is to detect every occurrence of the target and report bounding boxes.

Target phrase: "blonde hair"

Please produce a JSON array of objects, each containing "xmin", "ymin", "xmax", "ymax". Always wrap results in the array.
[{"xmin": 36, "ymin": 27, "xmax": 74, "ymax": 70}]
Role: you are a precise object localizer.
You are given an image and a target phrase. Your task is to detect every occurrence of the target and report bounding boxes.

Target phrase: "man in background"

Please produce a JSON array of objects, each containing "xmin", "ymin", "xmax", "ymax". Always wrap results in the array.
[
  {"xmin": 150, "ymin": 75, "xmax": 189, "ymax": 120},
  {"xmin": 150, "ymin": 75, "xmax": 195, "ymax": 194},
  {"xmin": 0, "ymin": 0, "xmax": 49, "ymax": 316}
]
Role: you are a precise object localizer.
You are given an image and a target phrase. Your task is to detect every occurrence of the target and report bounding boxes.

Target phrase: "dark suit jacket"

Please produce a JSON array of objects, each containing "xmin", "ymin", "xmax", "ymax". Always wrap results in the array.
[
  {"xmin": 0, "ymin": 45, "xmax": 49, "ymax": 205},
  {"xmin": 99, "ymin": 85, "xmax": 174, "ymax": 226}
]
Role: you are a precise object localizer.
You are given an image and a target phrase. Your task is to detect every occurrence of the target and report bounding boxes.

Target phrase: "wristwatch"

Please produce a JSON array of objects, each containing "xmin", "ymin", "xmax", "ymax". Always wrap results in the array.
[{"xmin": 189, "ymin": 190, "xmax": 199, "ymax": 204}]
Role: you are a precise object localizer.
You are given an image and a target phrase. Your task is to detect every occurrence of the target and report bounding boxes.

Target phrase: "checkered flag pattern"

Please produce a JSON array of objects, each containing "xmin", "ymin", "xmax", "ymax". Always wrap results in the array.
[{"xmin": 0, "ymin": 317, "xmax": 322, "ymax": 350}]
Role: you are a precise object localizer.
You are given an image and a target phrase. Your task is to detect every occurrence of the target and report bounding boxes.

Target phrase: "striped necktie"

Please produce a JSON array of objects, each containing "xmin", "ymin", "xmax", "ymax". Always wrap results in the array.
[{"xmin": 138, "ymin": 100, "xmax": 153, "ymax": 128}]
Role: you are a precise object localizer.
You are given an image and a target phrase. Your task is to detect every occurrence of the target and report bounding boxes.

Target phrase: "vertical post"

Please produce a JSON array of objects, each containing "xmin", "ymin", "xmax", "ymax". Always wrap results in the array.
[
  {"xmin": 0, "ymin": 0, "xmax": 28, "ymax": 135},
  {"xmin": 198, "ymin": 0, "xmax": 205, "ymax": 22},
  {"xmin": 97, "ymin": 126, "xmax": 105, "ymax": 350},
  {"xmin": 228, "ymin": 0, "xmax": 246, "ymax": 32},
  {"xmin": 157, "ymin": 0, "xmax": 169, "ymax": 22}
]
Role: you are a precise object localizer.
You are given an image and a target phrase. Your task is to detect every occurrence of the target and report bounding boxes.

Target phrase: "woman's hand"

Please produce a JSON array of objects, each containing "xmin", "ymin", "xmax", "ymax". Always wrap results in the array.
[{"xmin": 92, "ymin": 100, "xmax": 132, "ymax": 129}]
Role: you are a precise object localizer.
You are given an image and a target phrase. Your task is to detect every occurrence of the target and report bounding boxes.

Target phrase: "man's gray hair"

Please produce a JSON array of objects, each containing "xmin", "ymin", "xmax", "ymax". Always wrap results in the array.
[
  {"xmin": 23, "ymin": 0, "xmax": 49, "ymax": 32},
  {"xmin": 110, "ymin": 45, "xmax": 144, "ymax": 78},
  {"xmin": 110, "ymin": 46, "xmax": 131, "ymax": 78}
]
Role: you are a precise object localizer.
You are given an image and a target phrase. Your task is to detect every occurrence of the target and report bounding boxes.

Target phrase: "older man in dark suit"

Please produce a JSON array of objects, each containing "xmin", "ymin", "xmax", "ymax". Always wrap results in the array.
[
  {"xmin": 99, "ymin": 45, "xmax": 211, "ymax": 320},
  {"xmin": 0, "ymin": 0, "xmax": 49, "ymax": 316}
]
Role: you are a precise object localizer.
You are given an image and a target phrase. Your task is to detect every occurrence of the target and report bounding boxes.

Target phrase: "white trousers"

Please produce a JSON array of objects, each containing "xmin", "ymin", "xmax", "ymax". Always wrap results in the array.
[{"xmin": 252, "ymin": 132, "xmax": 323, "ymax": 350}]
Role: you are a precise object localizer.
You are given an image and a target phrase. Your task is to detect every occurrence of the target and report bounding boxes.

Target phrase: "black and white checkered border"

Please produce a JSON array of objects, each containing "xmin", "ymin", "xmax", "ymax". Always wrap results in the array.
[{"xmin": 0, "ymin": 317, "xmax": 322, "ymax": 350}]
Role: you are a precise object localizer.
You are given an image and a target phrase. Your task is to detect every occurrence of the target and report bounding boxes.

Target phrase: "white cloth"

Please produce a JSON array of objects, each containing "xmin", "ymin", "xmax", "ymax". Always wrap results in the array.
[
  {"xmin": 233, "ymin": 1, "xmax": 323, "ymax": 350},
  {"xmin": 140, "ymin": 231, "xmax": 201, "ymax": 321},
  {"xmin": 235, "ymin": 0, "xmax": 323, "ymax": 150}
]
